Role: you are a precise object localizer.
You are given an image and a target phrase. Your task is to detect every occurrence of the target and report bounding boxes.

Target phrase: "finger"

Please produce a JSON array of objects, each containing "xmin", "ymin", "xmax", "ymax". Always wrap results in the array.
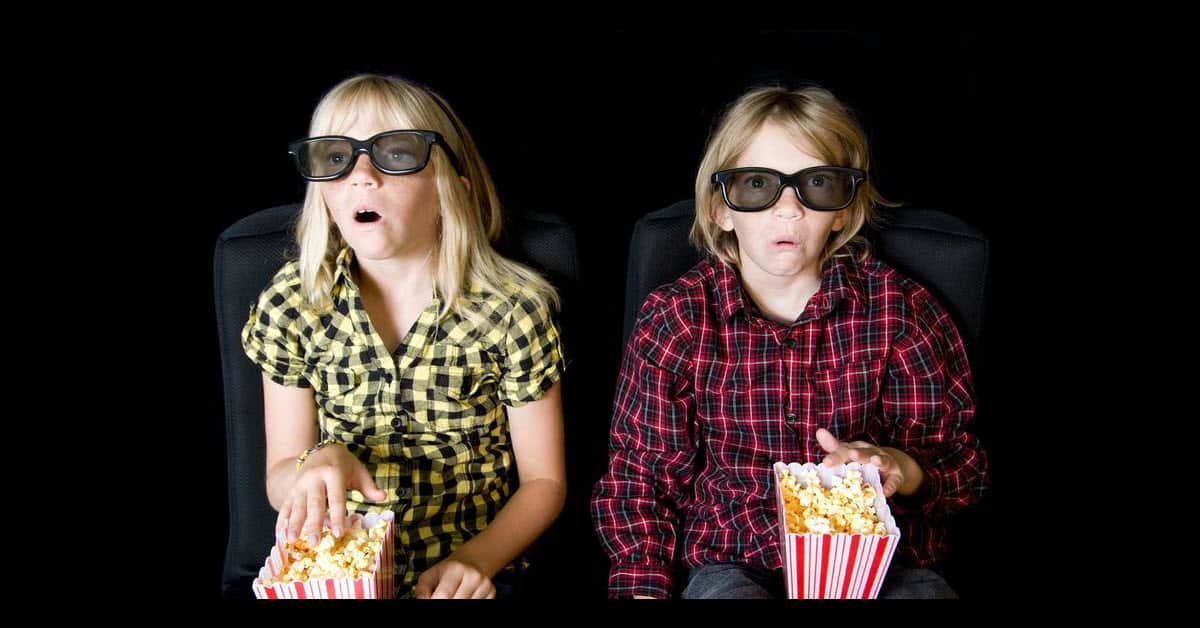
[
  {"xmin": 454, "ymin": 571, "xmax": 480, "ymax": 599},
  {"xmin": 472, "ymin": 579, "xmax": 495, "ymax": 599},
  {"xmin": 286, "ymin": 495, "xmax": 305, "ymax": 543},
  {"xmin": 352, "ymin": 465, "xmax": 388, "ymax": 502},
  {"xmin": 326, "ymin": 477, "xmax": 347, "ymax": 538},
  {"xmin": 815, "ymin": 428, "xmax": 842, "ymax": 453},
  {"xmin": 822, "ymin": 451, "xmax": 846, "ymax": 467},
  {"xmin": 414, "ymin": 569, "xmax": 436, "ymax": 599},
  {"xmin": 432, "ymin": 567, "xmax": 464, "ymax": 599},
  {"xmin": 304, "ymin": 486, "xmax": 326, "ymax": 546},
  {"xmin": 276, "ymin": 501, "xmax": 294, "ymax": 545},
  {"xmin": 883, "ymin": 474, "xmax": 901, "ymax": 497},
  {"xmin": 276, "ymin": 500, "xmax": 291, "ymax": 533}
]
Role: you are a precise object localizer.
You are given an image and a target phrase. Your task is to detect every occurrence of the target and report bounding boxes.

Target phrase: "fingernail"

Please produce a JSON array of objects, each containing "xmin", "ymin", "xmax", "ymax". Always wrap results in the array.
[
  {"xmin": 332, "ymin": 525, "xmax": 342, "ymax": 538},
  {"xmin": 287, "ymin": 530, "xmax": 297, "ymax": 542}
]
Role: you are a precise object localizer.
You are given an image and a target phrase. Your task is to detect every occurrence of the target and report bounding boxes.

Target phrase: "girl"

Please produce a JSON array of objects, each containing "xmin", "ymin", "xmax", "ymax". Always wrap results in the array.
[{"xmin": 242, "ymin": 74, "xmax": 565, "ymax": 599}]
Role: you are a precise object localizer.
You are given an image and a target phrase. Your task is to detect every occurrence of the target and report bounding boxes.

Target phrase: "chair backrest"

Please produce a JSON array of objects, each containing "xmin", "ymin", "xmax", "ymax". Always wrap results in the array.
[
  {"xmin": 213, "ymin": 203, "xmax": 580, "ymax": 598},
  {"xmin": 623, "ymin": 200, "xmax": 989, "ymax": 354}
]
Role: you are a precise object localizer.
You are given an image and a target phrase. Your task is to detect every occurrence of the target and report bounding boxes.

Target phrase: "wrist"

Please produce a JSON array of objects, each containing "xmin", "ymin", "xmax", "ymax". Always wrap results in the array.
[
  {"xmin": 881, "ymin": 447, "xmax": 924, "ymax": 496},
  {"xmin": 296, "ymin": 437, "xmax": 344, "ymax": 470},
  {"xmin": 446, "ymin": 547, "xmax": 497, "ymax": 578}
]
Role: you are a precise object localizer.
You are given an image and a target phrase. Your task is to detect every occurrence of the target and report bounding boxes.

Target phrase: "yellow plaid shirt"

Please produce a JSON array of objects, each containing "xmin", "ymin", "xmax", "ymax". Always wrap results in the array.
[{"xmin": 241, "ymin": 248, "xmax": 564, "ymax": 595}]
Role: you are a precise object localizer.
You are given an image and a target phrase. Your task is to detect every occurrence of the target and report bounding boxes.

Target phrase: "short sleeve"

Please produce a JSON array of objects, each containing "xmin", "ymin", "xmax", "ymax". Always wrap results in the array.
[
  {"xmin": 498, "ymin": 292, "xmax": 564, "ymax": 406},
  {"xmin": 240, "ymin": 266, "xmax": 312, "ymax": 388}
]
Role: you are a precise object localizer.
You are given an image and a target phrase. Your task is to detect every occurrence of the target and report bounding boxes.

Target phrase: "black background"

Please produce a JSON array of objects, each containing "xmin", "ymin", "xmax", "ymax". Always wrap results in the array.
[{"xmin": 180, "ymin": 29, "xmax": 1028, "ymax": 600}]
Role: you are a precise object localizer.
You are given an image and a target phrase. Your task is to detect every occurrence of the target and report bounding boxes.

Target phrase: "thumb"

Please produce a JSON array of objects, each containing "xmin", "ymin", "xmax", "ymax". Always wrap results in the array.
[
  {"xmin": 815, "ymin": 428, "xmax": 842, "ymax": 453},
  {"xmin": 350, "ymin": 466, "xmax": 389, "ymax": 502}
]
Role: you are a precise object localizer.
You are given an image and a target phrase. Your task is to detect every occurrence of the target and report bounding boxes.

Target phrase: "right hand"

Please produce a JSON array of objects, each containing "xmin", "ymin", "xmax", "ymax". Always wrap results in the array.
[{"xmin": 276, "ymin": 443, "xmax": 388, "ymax": 547}]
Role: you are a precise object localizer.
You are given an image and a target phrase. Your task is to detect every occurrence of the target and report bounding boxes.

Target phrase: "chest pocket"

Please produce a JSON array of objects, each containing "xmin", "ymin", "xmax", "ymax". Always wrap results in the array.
[
  {"xmin": 314, "ymin": 363, "xmax": 376, "ymax": 421},
  {"xmin": 409, "ymin": 363, "xmax": 500, "ymax": 432},
  {"xmin": 830, "ymin": 357, "xmax": 885, "ymax": 435}
]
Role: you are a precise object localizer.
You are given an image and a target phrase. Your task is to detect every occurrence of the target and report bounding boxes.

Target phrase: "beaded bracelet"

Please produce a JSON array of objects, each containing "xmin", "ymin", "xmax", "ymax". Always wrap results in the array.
[{"xmin": 296, "ymin": 437, "xmax": 342, "ymax": 470}]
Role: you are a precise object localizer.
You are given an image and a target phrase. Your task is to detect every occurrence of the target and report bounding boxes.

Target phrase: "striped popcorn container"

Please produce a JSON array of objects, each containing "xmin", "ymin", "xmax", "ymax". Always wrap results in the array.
[
  {"xmin": 773, "ymin": 462, "xmax": 900, "ymax": 599},
  {"xmin": 253, "ymin": 510, "xmax": 395, "ymax": 599}
]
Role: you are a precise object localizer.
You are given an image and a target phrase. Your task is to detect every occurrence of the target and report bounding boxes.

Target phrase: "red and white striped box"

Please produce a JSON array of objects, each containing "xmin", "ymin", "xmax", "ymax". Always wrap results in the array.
[
  {"xmin": 773, "ymin": 462, "xmax": 900, "ymax": 599},
  {"xmin": 253, "ymin": 510, "xmax": 395, "ymax": 599}
]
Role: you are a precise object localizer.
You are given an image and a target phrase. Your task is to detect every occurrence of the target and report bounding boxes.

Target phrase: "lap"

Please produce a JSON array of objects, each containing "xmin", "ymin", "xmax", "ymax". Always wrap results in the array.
[{"xmin": 682, "ymin": 563, "xmax": 957, "ymax": 599}]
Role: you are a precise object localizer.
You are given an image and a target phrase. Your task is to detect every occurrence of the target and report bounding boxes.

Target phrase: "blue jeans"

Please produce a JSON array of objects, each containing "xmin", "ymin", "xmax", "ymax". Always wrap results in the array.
[{"xmin": 681, "ymin": 562, "xmax": 958, "ymax": 599}]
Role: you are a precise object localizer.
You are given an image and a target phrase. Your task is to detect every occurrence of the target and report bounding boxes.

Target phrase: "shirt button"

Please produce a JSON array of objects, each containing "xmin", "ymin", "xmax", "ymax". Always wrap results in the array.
[
  {"xmin": 785, "ymin": 413, "xmax": 798, "ymax": 423},
  {"xmin": 391, "ymin": 418, "xmax": 402, "ymax": 429},
  {"xmin": 782, "ymin": 338, "xmax": 797, "ymax": 349},
  {"xmin": 385, "ymin": 374, "xmax": 393, "ymax": 383}
]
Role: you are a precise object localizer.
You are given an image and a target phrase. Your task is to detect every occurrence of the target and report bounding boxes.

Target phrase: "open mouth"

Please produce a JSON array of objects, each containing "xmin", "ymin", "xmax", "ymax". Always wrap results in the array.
[{"xmin": 355, "ymin": 209, "xmax": 381, "ymax": 224}]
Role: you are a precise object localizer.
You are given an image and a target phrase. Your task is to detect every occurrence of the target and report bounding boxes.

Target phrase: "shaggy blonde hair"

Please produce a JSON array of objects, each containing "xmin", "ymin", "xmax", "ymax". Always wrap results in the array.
[
  {"xmin": 294, "ymin": 74, "xmax": 557, "ymax": 319},
  {"xmin": 691, "ymin": 85, "xmax": 896, "ymax": 267}
]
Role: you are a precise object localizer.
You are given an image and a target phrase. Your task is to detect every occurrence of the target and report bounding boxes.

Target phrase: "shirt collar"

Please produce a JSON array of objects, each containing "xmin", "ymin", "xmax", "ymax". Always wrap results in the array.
[{"xmin": 713, "ymin": 252, "xmax": 866, "ymax": 324}]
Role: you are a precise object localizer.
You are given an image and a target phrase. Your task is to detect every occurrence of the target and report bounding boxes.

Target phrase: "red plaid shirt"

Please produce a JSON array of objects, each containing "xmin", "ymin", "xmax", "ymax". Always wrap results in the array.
[{"xmin": 591, "ymin": 253, "xmax": 989, "ymax": 598}]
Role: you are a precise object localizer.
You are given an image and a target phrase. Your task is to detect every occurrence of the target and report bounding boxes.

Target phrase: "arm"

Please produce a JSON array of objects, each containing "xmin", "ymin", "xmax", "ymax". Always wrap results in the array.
[
  {"xmin": 262, "ymin": 372, "xmax": 318, "ymax": 511},
  {"xmin": 415, "ymin": 291, "xmax": 566, "ymax": 599},
  {"xmin": 437, "ymin": 381, "xmax": 566, "ymax": 579},
  {"xmin": 591, "ymin": 296, "xmax": 697, "ymax": 599},
  {"xmin": 822, "ymin": 290, "xmax": 989, "ymax": 515},
  {"xmin": 242, "ymin": 267, "xmax": 387, "ymax": 546},
  {"xmin": 263, "ymin": 373, "xmax": 387, "ymax": 546}
]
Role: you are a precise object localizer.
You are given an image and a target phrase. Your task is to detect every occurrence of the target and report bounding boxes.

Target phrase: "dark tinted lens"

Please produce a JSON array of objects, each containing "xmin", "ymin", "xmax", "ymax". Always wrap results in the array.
[
  {"xmin": 726, "ymin": 170, "xmax": 781, "ymax": 209},
  {"xmin": 372, "ymin": 132, "xmax": 428, "ymax": 172},
  {"xmin": 299, "ymin": 139, "xmax": 354, "ymax": 178},
  {"xmin": 798, "ymin": 168, "xmax": 856, "ymax": 209}
]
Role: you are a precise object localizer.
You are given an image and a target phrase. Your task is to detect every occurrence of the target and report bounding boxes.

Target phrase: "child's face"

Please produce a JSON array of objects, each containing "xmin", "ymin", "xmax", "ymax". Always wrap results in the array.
[
  {"xmin": 320, "ymin": 118, "xmax": 441, "ymax": 262},
  {"xmin": 716, "ymin": 122, "xmax": 846, "ymax": 281}
]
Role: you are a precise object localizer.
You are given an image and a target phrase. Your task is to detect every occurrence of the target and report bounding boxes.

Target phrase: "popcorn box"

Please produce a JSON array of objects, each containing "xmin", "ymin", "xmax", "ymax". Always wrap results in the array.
[
  {"xmin": 253, "ymin": 510, "xmax": 395, "ymax": 599},
  {"xmin": 773, "ymin": 462, "xmax": 900, "ymax": 599}
]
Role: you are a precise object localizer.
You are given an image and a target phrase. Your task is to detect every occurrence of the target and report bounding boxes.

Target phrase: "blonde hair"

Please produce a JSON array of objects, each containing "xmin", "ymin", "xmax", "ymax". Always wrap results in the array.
[
  {"xmin": 294, "ymin": 74, "xmax": 558, "ymax": 320},
  {"xmin": 691, "ymin": 85, "xmax": 897, "ymax": 268}
]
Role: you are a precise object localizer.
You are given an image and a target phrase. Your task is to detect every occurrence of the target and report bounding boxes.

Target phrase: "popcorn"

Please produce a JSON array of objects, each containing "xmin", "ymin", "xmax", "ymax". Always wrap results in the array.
[
  {"xmin": 253, "ymin": 511, "xmax": 396, "ymax": 599},
  {"xmin": 263, "ymin": 516, "xmax": 389, "ymax": 585},
  {"xmin": 777, "ymin": 467, "xmax": 888, "ymax": 536},
  {"xmin": 773, "ymin": 462, "xmax": 900, "ymax": 599}
]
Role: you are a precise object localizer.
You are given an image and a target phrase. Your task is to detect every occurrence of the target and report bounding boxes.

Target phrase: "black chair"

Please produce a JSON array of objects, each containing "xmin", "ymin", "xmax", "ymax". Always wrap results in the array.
[
  {"xmin": 622, "ymin": 199, "xmax": 991, "ymax": 596},
  {"xmin": 213, "ymin": 203, "xmax": 580, "ymax": 599},
  {"xmin": 624, "ymin": 200, "xmax": 988, "ymax": 355}
]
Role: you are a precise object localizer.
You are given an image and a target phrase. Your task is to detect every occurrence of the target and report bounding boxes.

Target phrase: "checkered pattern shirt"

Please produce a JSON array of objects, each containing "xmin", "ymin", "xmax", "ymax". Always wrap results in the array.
[
  {"xmin": 591, "ymin": 253, "xmax": 988, "ymax": 598},
  {"xmin": 242, "ymin": 247, "xmax": 563, "ymax": 596}
]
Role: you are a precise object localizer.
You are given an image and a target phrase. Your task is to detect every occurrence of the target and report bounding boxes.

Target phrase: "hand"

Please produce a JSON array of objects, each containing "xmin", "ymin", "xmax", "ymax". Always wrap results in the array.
[
  {"xmin": 414, "ymin": 558, "xmax": 496, "ymax": 599},
  {"xmin": 814, "ymin": 428, "xmax": 923, "ymax": 497},
  {"xmin": 276, "ymin": 443, "xmax": 388, "ymax": 547},
  {"xmin": 633, "ymin": 595, "xmax": 656, "ymax": 599}
]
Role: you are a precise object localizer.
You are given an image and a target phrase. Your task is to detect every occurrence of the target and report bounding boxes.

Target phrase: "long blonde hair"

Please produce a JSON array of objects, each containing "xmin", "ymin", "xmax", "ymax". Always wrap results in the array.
[
  {"xmin": 691, "ymin": 85, "xmax": 897, "ymax": 268},
  {"xmin": 294, "ymin": 74, "xmax": 558, "ymax": 320}
]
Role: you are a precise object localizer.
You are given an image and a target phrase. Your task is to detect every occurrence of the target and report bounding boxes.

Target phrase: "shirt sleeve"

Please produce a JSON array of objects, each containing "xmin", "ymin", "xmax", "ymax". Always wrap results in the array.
[
  {"xmin": 872, "ymin": 286, "xmax": 989, "ymax": 520},
  {"xmin": 497, "ymin": 290, "xmax": 564, "ymax": 406},
  {"xmin": 240, "ymin": 266, "xmax": 312, "ymax": 389},
  {"xmin": 590, "ymin": 292, "xmax": 697, "ymax": 599}
]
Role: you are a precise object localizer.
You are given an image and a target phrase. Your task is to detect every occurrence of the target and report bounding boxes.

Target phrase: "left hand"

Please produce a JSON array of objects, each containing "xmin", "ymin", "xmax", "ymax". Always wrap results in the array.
[
  {"xmin": 815, "ymin": 428, "xmax": 922, "ymax": 497},
  {"xmin": 414, "ymin": 558, "xmax": 496, "ymax": 599}
]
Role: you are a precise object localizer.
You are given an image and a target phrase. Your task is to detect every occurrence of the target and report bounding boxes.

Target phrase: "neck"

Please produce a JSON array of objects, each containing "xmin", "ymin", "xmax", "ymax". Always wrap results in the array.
[
  {"xmin": 737, "ymin": 259, "xmax": 822, "ymax": 325},
  {"xmin": 354, "ymin": 246, "xmax": 436, "ymax": 302}
]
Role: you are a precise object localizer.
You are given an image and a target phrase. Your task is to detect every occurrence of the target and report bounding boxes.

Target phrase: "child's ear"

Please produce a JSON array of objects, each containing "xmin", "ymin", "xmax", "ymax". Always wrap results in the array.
[
  {"xmin": 459, "ymin": 175, "xmax": 472, "ymax": 192},
  {"xmin": 831, "ymin": 209, "xmax": 847, "ymax": 232},
  {"xmin": 716, "ymin": 205, "xmax": 735, "ymax": 232}
]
